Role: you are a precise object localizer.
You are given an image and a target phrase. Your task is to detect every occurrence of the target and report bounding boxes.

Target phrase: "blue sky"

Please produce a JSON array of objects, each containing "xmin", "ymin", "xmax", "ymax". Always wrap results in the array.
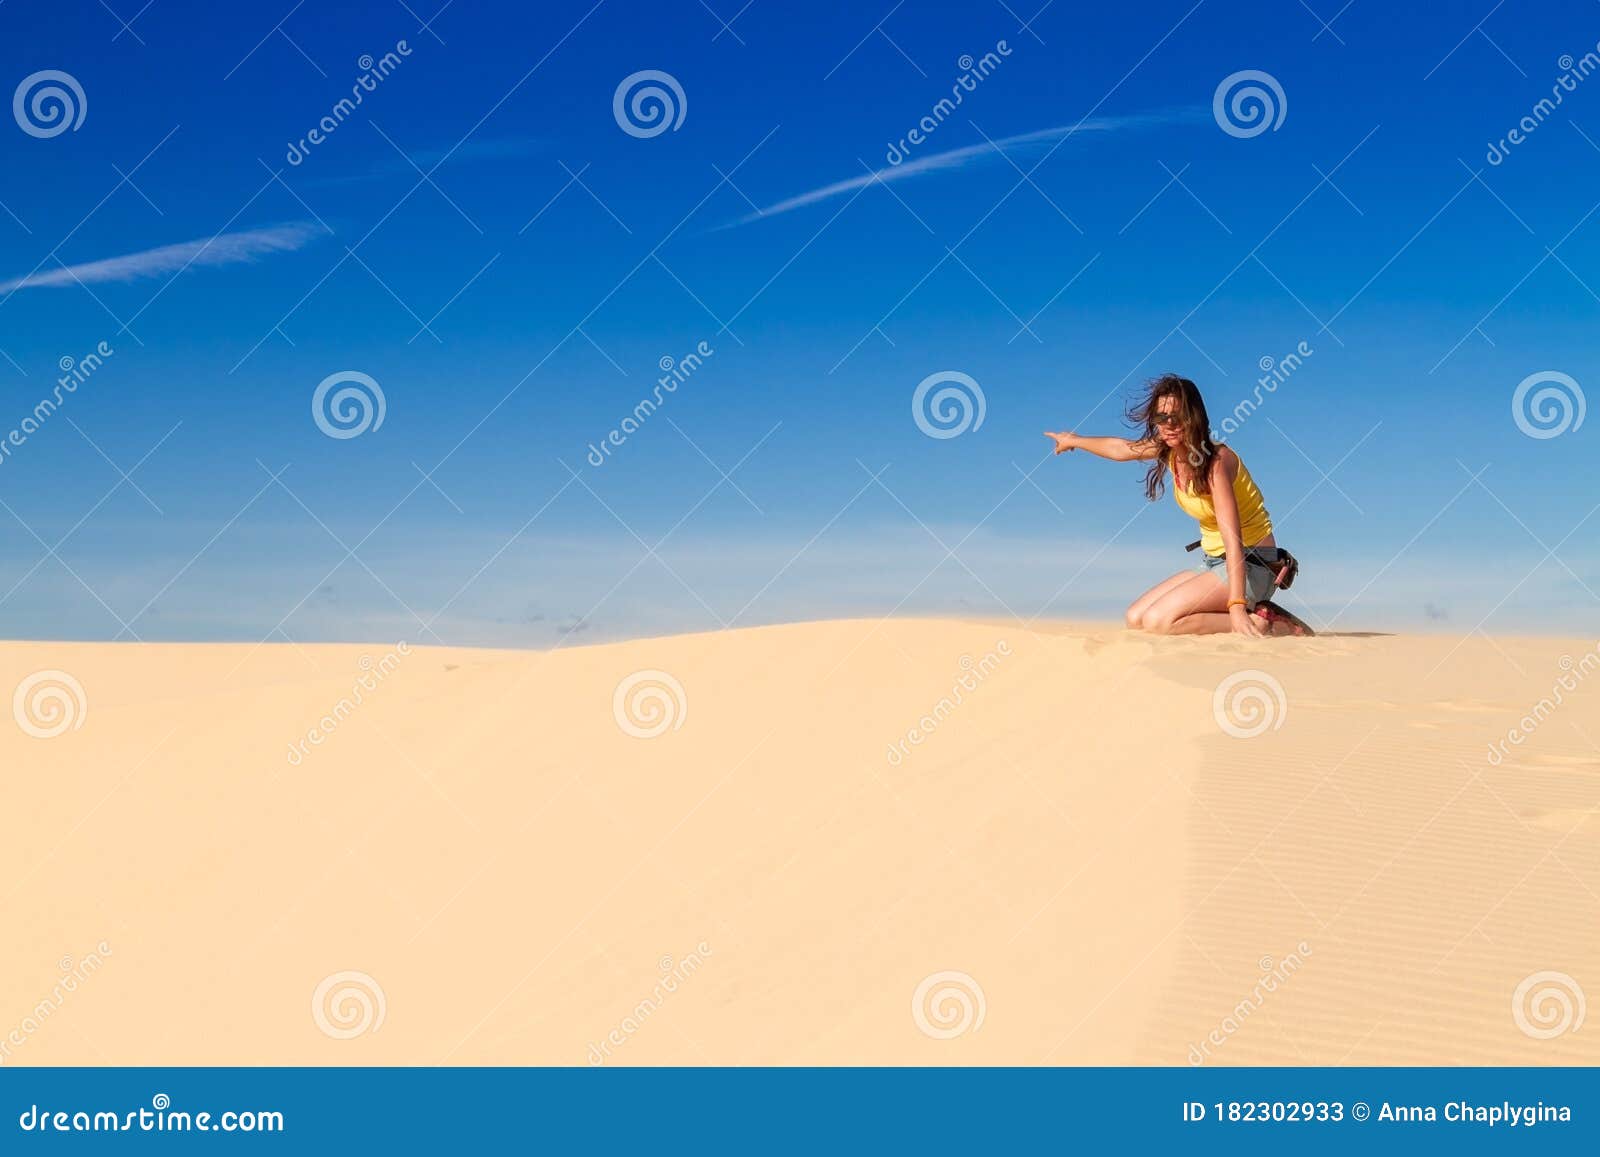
[{"xmin": 0, "ymin": 0, "xmax": 1597, "ymax": 643}]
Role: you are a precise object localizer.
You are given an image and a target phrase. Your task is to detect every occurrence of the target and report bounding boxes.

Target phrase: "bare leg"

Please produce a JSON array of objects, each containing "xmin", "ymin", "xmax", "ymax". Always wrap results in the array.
[
  {"xmin": 1140, "ymin": 571, "xmax": 1234, "ymax": 635},
  {"xmin": 1154, "ymin": 611, "xmax": 1235, "ymax": 635},
  {"xmin": 1125, "ymin": 570, "xmax": 1200, "ymax": 629}
]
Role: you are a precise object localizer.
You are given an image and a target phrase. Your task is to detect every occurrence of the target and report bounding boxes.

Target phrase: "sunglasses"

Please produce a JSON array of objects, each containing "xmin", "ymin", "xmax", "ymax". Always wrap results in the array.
[{"xmin": 1153, "ymin": 411, "xmax": 1182, "ymax": 428}]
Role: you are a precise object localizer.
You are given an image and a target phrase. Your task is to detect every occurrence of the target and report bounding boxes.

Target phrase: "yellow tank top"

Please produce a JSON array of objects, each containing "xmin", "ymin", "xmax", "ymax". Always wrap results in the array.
[{"xmin": 1172, "ymin": 454, "xmax": 1273, "ymax": 557}]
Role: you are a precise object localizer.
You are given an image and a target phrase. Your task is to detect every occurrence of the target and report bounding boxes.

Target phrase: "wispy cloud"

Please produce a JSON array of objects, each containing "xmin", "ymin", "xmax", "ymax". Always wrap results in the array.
[
  {"xmin": 303, "ymin": 137, "xmax": 542, "ymax": 188},
  {"xmin": 0, "ymin": 222, "xmax": 325, "ymax": 292},
  {"xmin": 728, "ymin": 109, "xmax": 1205, "ymax": 226}
]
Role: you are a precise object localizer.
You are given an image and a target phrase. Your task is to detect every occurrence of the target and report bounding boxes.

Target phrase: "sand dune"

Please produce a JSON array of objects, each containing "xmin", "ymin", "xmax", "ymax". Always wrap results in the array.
[{"xmin": 2, "ymin": 620, "xmax": 1596, "ymax": 1065}]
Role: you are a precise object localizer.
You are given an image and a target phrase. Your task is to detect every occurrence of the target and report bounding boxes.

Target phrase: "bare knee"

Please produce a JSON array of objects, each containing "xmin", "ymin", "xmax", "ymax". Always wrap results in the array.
[{"xmin": 1127, "ymin": 607, "xmax": 1167, "ymax": 633}]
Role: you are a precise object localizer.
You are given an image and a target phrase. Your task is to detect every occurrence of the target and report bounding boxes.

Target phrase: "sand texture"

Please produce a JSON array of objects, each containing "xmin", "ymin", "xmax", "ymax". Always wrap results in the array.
[{"xmin": 3, "ymin": 620, "xmax": 1596, "ymax": 1065}]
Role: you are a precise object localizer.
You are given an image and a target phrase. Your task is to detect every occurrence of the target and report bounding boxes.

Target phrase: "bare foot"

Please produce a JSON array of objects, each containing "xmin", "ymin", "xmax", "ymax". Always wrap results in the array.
[{"xmin": 1254, "ymin": 601, "xmax": 1314, "ymax": 637}]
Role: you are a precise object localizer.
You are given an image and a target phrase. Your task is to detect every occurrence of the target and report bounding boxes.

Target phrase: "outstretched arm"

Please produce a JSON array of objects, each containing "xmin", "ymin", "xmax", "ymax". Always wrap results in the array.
[{"xmin": 1043, "ymin": 431, "xmax": 1158, "ymax": 461}]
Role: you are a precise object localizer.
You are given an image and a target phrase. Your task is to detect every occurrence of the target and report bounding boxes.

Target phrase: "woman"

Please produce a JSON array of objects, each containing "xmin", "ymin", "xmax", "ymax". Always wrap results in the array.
[{"xmin": 1044, "ymin": 373, "xmax": 1307, "ymax": 637}]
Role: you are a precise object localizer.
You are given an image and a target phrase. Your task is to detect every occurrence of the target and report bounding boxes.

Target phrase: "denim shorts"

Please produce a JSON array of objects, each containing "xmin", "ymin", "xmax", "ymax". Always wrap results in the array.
[{"xmin": 1200, "ymin": 549, "xmax": 1279, "ymax": 608}]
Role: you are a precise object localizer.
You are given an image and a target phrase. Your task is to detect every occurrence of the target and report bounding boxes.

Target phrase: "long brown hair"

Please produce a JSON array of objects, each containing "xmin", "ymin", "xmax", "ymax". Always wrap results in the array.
[{"xmin": 1127, "ymin": 373, "xmax": 1217, "ymax": 500}]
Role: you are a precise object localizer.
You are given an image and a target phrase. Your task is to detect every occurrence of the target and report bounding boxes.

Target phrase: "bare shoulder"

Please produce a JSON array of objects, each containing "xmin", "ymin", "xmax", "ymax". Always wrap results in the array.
[{"xmin": 1210, "ymin": 443, "xmax": 1240, "ymax": 478}]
